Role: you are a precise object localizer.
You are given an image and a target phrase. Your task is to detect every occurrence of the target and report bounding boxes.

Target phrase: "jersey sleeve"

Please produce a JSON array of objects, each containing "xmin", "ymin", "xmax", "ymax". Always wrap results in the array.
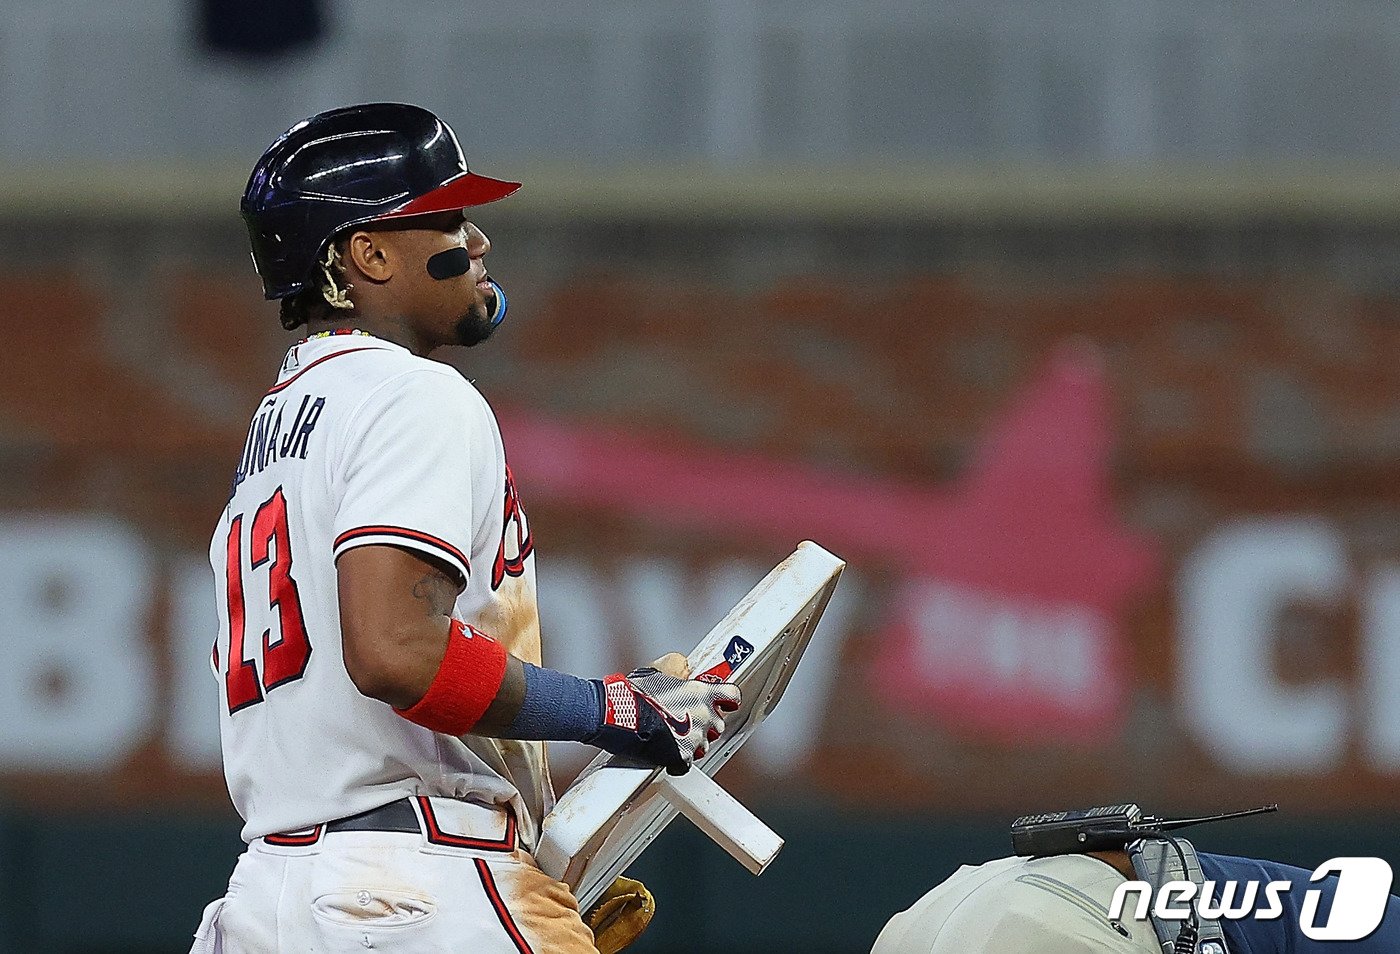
[{"xmin": 330, "ymin": 368, "xmax": 491, "ymax": 586}]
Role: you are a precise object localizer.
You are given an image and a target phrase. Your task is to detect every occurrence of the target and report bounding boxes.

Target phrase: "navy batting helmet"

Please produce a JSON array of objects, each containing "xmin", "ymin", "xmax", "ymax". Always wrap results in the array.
[{"xmin": 241, "ymin": 102, "xmax": 520, "ymax": 300}]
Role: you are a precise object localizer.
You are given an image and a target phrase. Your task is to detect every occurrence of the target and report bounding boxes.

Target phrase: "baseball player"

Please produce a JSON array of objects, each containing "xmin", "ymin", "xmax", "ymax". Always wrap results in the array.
[{"xmin": 188, "ymin": 102, "xmax": 739, "ymax": 953}]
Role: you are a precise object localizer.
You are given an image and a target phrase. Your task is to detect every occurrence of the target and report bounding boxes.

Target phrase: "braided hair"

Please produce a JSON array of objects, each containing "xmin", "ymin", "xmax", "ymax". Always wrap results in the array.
[{"xmin": 278, "ymin": 242, "xmax": 355, "ymax": 330}]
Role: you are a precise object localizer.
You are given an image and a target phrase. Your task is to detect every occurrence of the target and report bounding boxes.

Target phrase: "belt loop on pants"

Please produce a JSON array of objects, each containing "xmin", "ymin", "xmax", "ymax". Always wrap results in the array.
[
  {"xmin": 412, "ymin": 795, "xmax": 518, "ymax": 852},
  {"xmin": 262, "ymin": 796, "xmax": 517, "ymax": 852}
]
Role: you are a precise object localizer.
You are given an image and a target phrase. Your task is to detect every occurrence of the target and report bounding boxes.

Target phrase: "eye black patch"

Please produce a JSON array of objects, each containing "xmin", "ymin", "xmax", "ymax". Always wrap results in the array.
[{"xmin": 426, "ymin": 247, "xmax": 473, "ymax": 280}]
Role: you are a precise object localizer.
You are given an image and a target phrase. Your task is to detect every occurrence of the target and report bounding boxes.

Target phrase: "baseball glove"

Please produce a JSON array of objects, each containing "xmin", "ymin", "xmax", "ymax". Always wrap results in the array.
[{"xmin": 583, "ymin": 875, "xmax": 655, "ymax": 954}]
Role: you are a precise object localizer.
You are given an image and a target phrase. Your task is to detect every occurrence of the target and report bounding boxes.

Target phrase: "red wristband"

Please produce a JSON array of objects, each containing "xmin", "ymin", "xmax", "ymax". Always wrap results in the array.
[{"xmin": 396, "ymin": 619, "xmax": 508, "ymax": 735}]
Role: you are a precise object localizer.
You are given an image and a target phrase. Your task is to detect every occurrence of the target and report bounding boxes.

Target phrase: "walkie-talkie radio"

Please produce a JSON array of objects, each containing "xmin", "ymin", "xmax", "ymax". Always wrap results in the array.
[
  {"xmin": 1010, "ymin": 803, "xmax": 1277, "ymax": 954},
  {"xmin": 1010, "ymin": 803, "xmax": 1277, "ymax": 857}
]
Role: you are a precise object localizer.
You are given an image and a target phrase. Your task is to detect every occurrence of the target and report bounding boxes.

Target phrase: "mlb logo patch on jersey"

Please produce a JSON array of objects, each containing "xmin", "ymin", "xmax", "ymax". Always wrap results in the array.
[{"xmin": 697, "ymin": 636, "xmax": 754, "ymax": 683}]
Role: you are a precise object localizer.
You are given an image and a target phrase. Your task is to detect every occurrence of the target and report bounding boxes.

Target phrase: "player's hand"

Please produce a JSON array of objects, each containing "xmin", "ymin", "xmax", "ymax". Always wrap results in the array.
[{"xmin": 585, "ymin": 668, "xmax": 740, "ymax": 775}]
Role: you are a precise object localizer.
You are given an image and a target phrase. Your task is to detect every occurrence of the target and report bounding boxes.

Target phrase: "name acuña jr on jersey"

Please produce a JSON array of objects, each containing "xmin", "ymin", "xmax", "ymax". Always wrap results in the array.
[
  {"xmin": 1108, "ymin": 857, "xmax": 1394, "ymax": 941},
  {"xmin": 233, "ymin": 391, "xmax": 326, "ymax": 490}
]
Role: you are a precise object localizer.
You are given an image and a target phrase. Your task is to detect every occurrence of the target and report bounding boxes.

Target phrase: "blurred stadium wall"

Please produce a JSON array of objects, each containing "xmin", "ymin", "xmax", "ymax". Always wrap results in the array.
[{"xmin": 2, "ymin": 1, "xmax": 1400, "ymax": 951}]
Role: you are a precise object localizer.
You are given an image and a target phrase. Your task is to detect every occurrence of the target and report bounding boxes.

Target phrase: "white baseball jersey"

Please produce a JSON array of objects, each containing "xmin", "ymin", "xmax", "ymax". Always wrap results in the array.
[{"xmin": 208, "ymin": 332, "xmax": 549, "ymax": 845}]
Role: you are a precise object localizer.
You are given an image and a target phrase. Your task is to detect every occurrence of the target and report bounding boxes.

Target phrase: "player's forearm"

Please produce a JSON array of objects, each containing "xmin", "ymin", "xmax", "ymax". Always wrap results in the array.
[
  {"xmin": 337, "ymin": 542, "xmax": 599, "ymax": 733},
  {"xmin": 391, "ymin": 623, "xmax": 736, "ymax": 774},
  {"xmin": 382, "ymin": 615, "xmax": 603, "ymax": 741},
  {"xmin": 474, "ymin": 658, "xmax": 604, "ymax": 740},
  {"xmin": 467, "ymin": 654, "xmax": 527, "ymax": 735}
]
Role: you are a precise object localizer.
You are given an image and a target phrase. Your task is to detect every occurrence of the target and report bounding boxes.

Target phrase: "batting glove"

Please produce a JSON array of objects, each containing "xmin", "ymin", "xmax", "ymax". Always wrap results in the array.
[{"xmin": 585, "ymin": 668, "xmax": 741, "ymax": 775}]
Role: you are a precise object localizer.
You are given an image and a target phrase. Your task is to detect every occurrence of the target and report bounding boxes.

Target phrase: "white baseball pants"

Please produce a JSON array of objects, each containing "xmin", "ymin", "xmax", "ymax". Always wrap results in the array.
[{"xmin": 189, "ymin": 798, "xmax": 595, "ymax": 953}]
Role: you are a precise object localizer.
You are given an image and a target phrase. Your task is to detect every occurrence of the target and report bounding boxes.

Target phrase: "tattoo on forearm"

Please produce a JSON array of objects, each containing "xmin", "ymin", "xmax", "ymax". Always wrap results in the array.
[{"xmin": 411, "ymin": 568, "xmax": 459, "ymax": 617}]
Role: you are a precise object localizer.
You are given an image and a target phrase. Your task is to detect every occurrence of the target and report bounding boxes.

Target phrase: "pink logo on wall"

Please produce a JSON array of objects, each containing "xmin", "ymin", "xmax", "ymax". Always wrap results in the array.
[
  {"xmin": 499, "ymin": 344, "xmax": 1159, "ymax": 745},
  {"xmin": 871, "ymin": 346, "xmax": 1158, "ymax": 743}
]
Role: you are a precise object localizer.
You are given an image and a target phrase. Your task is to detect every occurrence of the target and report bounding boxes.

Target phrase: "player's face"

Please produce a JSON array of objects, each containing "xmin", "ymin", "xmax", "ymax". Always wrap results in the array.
[{"xmin": 384, "ymin": 211, "xmax": 497, "ymax": 349}]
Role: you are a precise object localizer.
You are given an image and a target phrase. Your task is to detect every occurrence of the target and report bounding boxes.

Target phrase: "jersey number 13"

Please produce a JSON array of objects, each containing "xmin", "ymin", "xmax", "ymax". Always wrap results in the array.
[{"xmin": 219, "ymin": 487, "xmax": 312, "ymax": 714}]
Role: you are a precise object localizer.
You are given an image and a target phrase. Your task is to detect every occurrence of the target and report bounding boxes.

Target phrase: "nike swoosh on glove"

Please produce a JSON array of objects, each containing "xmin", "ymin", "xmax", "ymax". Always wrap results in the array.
[{"xmin": 585, "ymin": 667, "xmax": 741, "ymax": 775}]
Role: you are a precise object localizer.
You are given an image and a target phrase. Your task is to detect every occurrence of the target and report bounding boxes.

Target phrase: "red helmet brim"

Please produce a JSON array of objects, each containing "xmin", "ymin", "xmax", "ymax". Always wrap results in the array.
[{"xmin": 378, "ymin": 170, "xmax": 521, "ymax": 219}]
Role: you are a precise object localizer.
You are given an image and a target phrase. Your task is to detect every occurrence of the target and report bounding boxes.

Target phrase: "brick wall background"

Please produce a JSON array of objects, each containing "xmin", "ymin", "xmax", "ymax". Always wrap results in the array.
[{"xmin": 2, "ymin": 213, "xmax": 1398, "ymax": 814}]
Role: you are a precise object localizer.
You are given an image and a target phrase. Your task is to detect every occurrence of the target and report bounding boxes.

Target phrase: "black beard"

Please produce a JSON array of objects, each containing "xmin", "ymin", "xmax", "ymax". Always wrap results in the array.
[{"xmin": 452, "ymin": 304, "xmax": 496, "ymax": 347}]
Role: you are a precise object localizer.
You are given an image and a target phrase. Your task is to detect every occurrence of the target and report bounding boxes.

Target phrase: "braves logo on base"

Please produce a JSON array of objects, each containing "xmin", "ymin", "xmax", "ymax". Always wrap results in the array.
[{"xmin": 697, "ymin": 636, "xmax": 755, "ymax": 684}]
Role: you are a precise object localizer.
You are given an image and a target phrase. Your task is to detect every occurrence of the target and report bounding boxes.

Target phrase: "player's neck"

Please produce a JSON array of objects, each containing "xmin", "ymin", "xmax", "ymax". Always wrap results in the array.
[{"xmin": 303, "ymin": 314, "xmax": 433, "ymax": 356}]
